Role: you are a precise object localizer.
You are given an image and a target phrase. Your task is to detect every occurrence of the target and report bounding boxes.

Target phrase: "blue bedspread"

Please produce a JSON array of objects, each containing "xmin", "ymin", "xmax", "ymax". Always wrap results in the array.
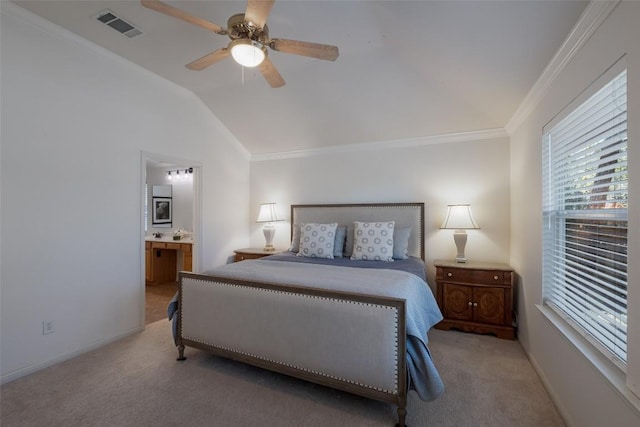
[
  {"xmin": 261, "ymin": 251, "xmax": 428, "ymax": 281},
  {"xmin": 168, "ymin": 254, "xmax": 444, "ymax": 401}
]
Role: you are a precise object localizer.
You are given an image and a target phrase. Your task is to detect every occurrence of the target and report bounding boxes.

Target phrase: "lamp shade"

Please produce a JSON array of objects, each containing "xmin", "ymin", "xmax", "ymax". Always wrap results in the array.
[
  {"xmin": 256, "ymin": 203, "xmax": 282, "ymax": 223},
  {"xmin": 440, "ymin": 204, "xmax": 479, "ymax": 230}
]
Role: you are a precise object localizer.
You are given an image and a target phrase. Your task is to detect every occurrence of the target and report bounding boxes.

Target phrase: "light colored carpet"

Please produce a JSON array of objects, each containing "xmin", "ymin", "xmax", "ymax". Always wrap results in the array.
[{"xmin": 1, "ymin": 321, "xmax": 564, "ymax": 427}]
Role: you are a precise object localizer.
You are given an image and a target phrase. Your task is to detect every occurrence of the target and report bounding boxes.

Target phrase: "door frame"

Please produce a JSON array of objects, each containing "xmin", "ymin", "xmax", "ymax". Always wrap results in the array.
[{"xmin": 140, "ymin": 151, "xmax": 202, "ymax": 328}]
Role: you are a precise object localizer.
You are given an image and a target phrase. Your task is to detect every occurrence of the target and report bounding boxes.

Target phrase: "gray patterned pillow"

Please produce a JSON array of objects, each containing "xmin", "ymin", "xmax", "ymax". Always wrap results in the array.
[
  {"xmin": 297, "ymin": 223, "xmax": 338, "ymax": 259},
  {"xmin": 350, "ymin": 221, "xmax": 395, "ymax": 262},
  {"xmin": 290, "ymin": 225, "xmax": 346, "ymax": 257}
]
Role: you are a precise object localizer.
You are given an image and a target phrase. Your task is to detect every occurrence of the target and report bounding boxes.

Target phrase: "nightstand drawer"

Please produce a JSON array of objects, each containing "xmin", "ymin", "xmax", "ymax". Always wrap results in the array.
[
  {"xmin": 441, "ymin": 268, "xmax": 505, "ymax": 285},
  {"xmin": 235, "ymin": 252, "xmax": 265, "ymax": 262},
  {"xmin": 234, "ymin": 248, "xmax": 284, "ymax": 262}
]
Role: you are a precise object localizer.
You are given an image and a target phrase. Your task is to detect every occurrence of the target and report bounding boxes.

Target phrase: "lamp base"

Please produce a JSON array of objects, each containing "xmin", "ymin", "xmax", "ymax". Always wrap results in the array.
[
  {"xmin": 453, "ymin": 230, "xmax": 468, "ymax": 263},
  {"xmin": 263, "ymin": 224, "xmax": 276, "ymax": 252}
]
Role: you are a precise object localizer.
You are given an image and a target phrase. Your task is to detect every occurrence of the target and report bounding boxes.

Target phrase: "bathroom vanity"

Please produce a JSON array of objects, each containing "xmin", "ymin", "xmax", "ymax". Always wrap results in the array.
[{"xmin": 145, "ymin": 237, "xmax": 193, "ymax": 284}]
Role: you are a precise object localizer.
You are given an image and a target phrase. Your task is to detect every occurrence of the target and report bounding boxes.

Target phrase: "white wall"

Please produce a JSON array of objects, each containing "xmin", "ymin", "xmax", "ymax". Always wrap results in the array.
[
  {"xmin": 250, "ymin": 135, "xmax": 511, "ymax": 286},
  {"xmin": 0, "ymin": 4, "xmax": 250, "ymax": 383},
  {"xmin": 509, "ymin": 1, "xmax": 640, "ymax": 425}
]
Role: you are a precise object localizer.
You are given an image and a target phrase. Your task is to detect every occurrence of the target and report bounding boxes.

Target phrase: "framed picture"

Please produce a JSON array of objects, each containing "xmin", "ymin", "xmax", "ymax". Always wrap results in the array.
[{"xmin": 152, "ymin": 197, "xmax": 172, "ymax": 226}]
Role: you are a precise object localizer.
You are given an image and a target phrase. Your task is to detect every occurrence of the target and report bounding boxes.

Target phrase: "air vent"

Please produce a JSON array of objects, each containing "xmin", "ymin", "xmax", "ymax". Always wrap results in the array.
[{"xmin": 96, "ymin": 10, "xmax": 143, "ymax": 39}]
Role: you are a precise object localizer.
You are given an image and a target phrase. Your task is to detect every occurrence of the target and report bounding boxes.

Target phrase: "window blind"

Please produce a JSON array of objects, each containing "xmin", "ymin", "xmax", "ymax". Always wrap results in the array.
[{"xmin": 542, "ymin": 68, "xmax": 628, "ymax": 367}]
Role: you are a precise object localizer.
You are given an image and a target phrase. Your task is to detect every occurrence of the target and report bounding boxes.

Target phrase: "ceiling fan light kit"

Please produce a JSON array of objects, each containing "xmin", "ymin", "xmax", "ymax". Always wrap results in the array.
[
  {"xmin": 229, "ymin": 39, "xmax": 266, "ymax": 68},
  {"xmin": 141, "ymin": 0, "xmax": 339, "ymax": 88}
]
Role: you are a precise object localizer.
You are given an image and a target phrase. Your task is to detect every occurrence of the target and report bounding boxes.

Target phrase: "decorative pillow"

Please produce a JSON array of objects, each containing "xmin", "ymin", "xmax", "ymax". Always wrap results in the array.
[
  {"xmin": 350, "ymin": 221, "xmax": 395, "ymax": 262},
  {"xmin": 333, "ymin": 226, "xmax": 347, "ymax": 258},
  {"xmin": 345, "ymin": 224, "xmax": 355, "ymax": 257},
  {"xmin": 289, "ymin": 225, "xmax": 301, "ymax": 252},
  {"xmin": 393, "ymin": 226, "xmax": 411, "ymax": 260},
  {"xmin": 290, "ymin": 225, "xmax": 346, "ymax": 258},
  {"xmin": 297, "ymin": 223, "xmax": 338, "ymax": 259}
]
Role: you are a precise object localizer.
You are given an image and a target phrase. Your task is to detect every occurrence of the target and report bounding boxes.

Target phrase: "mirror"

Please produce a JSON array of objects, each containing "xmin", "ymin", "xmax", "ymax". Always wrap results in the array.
[{"xmin": 152, "ymin": 185, "xmax": 172, "ymax": 198}]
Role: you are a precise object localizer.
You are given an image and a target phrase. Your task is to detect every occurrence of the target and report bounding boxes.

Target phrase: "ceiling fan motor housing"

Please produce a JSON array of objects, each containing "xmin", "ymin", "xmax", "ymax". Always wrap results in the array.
[{"xmin": 227, "ymin": 13, "xmax": 269, "ymax": 45}]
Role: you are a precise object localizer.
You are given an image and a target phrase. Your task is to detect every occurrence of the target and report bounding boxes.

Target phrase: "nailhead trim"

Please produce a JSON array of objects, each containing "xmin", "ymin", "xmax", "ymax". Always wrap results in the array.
[{"xmin": 181, "ymin": 278, "xmax": 400, "ymax": 395}]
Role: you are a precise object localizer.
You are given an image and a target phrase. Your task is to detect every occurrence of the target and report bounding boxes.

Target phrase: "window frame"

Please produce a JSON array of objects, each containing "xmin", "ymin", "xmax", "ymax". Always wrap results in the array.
[{"xmin": 542, "ymin": 59, "xmax": 628, "ymax": 370}]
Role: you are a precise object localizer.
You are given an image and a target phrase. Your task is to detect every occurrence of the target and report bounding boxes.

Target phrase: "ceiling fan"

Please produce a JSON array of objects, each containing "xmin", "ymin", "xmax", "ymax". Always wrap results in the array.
[{"xmin": 141, "ymin": 0, "xmax": 339, "ymax": 88}]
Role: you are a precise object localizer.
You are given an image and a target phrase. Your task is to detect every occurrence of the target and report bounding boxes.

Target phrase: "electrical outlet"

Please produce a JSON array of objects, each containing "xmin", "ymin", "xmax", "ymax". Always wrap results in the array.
[{"xmin": 42, "ymin": 320, "xmax": 54, "ymax": 335}]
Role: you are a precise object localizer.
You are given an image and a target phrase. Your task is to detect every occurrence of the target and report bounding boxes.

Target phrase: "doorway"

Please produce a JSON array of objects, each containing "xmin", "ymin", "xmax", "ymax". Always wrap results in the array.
[{"xmin": 141, "ymin": 152, "xmax": 201, "ymax": 326}]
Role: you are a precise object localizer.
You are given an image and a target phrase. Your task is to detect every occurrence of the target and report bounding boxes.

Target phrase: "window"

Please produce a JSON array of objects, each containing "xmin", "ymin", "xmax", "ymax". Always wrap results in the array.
[{"xmin": 542, "ymin": 66, "xmax": 628, "ymax": 368}]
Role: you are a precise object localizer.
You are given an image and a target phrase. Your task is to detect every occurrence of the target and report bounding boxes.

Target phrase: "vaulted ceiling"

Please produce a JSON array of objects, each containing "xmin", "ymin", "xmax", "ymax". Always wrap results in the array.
[{"xmin": 12, "ymin": 1, "xmax": 589, "ymax": 155}]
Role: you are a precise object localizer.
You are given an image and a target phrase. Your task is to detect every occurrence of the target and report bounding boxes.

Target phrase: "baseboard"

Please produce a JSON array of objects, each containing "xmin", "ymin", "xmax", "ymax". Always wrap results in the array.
[
  {"xmin": 523, "ymin": 349, "xmax": 572, "ymax": 426},
  {"xmin": 0, "ymin": 326, "xmax": 143, "ymax": 385}
]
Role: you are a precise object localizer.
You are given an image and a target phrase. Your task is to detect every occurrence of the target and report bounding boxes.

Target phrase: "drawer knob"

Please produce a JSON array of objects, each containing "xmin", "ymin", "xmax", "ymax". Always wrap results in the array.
[
  {"xmin": 447, "ymin": 272, "xmax": 453, "ymax": 277},
  {"xmin": 493, "ymin": 275, "xmax": 499, "ymax": 280},
  {"xmin": 473, "ymin": 302, "xmax": 478, "ymax": 307},
  {"xmin": 468, "ymin": 301, "xmax": 473, "ymax": 306}
]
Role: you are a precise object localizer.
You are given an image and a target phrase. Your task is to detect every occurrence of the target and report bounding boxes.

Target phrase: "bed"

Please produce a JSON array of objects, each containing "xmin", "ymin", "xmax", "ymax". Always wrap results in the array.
[{"xmin": 169, "ymin": 203, "xmax": 444, "ymax": 426}]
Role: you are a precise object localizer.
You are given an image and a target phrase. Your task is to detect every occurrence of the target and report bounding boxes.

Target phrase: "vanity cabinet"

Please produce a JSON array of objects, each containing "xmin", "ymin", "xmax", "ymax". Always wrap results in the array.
[
  {"xmin": 145, "ymin": 241, "xmax": 192, "ymax": 284},
  {"xmin": 434, "ymin": 260, "xmax": 515, "ymax": 340}
]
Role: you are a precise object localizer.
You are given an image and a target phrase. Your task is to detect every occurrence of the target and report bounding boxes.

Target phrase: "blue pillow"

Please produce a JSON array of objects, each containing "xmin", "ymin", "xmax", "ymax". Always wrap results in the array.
[
  {"xmin": 393, "ymin": 226, "xmax": 411, "ymax": 259},
  {"xmin": 334, "ymin": 226, "xmax": 347, "ymax": 258}
]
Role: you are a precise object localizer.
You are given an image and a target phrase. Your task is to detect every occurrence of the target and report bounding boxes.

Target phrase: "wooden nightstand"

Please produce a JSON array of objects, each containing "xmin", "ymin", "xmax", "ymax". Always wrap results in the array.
[
  {"xmin": 434, "ymin": 259, "xmax": 516, "ymax": 340},
  {"xmin": 234, "ymin": 248, "xmax": 285, "ymax": 262}
]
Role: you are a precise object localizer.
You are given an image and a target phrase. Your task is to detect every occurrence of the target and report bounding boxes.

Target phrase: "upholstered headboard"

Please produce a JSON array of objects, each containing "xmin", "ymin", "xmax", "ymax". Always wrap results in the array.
[{"xmin": 290, "ymin": 203, "xmax": 425, "ymax": 260}]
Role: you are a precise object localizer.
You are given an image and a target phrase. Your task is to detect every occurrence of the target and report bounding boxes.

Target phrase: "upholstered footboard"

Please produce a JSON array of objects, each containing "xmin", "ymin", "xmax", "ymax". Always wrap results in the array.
[{"xmin": 177, "ymin": 272, "xmax": 408, "ymax": 427}]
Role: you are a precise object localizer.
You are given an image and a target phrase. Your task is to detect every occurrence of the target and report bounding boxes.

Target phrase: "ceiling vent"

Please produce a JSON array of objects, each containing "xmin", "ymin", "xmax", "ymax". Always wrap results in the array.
[{"xmin": 96, "ymin": 10, "xmax": 143, "ymax": 39}]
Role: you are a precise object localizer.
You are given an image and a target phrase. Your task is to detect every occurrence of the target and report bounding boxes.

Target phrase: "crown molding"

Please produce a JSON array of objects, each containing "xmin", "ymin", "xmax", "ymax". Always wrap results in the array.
[
  {"xmin": 250, "ymin": 128, "xmax": 508, "ymax": 162},
  {"xmin": 505, "ymin": 1, "xmax": 620, "ymax": 135}
]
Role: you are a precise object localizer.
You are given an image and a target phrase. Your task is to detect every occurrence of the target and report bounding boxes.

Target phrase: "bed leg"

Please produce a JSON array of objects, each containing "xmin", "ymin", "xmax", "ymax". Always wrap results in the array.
[
  {"xmin": 176, "ymin": 344, "xmax": 186, "ymax": 361},
  {"xmin": 395, "ymin": 405, "xmax": 407, "ymax": 427}
]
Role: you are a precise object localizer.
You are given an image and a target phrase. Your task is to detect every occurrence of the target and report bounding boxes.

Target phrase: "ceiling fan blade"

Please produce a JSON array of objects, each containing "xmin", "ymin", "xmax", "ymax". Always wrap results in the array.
[
  {"xmin": 141, "ymin": 0, "xmax": 226, "ymax": 35},
  {"xmin": 244, "ymin": 0, "xmax": 275, "ymax": 29},
  {"xmin": 259, "ymin": 57, "xmax": 285, "ymax": 88},
  {"xmin": 186, "ymin": 48, "xmax": 230, "ymax": 70},
  {"xmin": 270, "ymin": 39, "xmax": 339, "ymax": 61}
]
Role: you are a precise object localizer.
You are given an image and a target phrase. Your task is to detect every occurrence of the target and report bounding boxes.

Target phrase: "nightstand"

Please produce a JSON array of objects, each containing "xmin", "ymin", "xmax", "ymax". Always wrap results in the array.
[
  {"xmin": 434, "ymin": 259, "xmax": 516, "ymax": 340},
  {"xmin": 234, "ymin": 248, "xmax": 285, "ymax": 262}
]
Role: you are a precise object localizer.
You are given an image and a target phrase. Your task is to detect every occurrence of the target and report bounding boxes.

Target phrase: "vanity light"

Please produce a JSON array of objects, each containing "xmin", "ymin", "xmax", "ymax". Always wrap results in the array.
[{"xmin": 166, "ymin": 167, "xmax": 194, "ymax": 180}]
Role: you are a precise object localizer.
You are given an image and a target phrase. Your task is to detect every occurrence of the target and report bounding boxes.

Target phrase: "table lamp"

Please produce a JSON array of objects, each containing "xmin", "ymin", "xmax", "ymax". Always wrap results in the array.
[
  {"xmin": 256, "ymin": 203, "xmax": 283, "ymax": 251},
  {"xmin": 440, "ymin": 204, "xmax": 479, "ymax": 263}
]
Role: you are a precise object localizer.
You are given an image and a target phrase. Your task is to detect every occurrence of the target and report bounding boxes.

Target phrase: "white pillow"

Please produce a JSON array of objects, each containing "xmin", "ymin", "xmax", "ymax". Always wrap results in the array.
[
  {"xmin": 350, "ymin": 221, "xmax": 395, "ymax": 262},
  {"xmin": 297, "ymin": 223, "xmax": 338, "ymax": 259}
]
